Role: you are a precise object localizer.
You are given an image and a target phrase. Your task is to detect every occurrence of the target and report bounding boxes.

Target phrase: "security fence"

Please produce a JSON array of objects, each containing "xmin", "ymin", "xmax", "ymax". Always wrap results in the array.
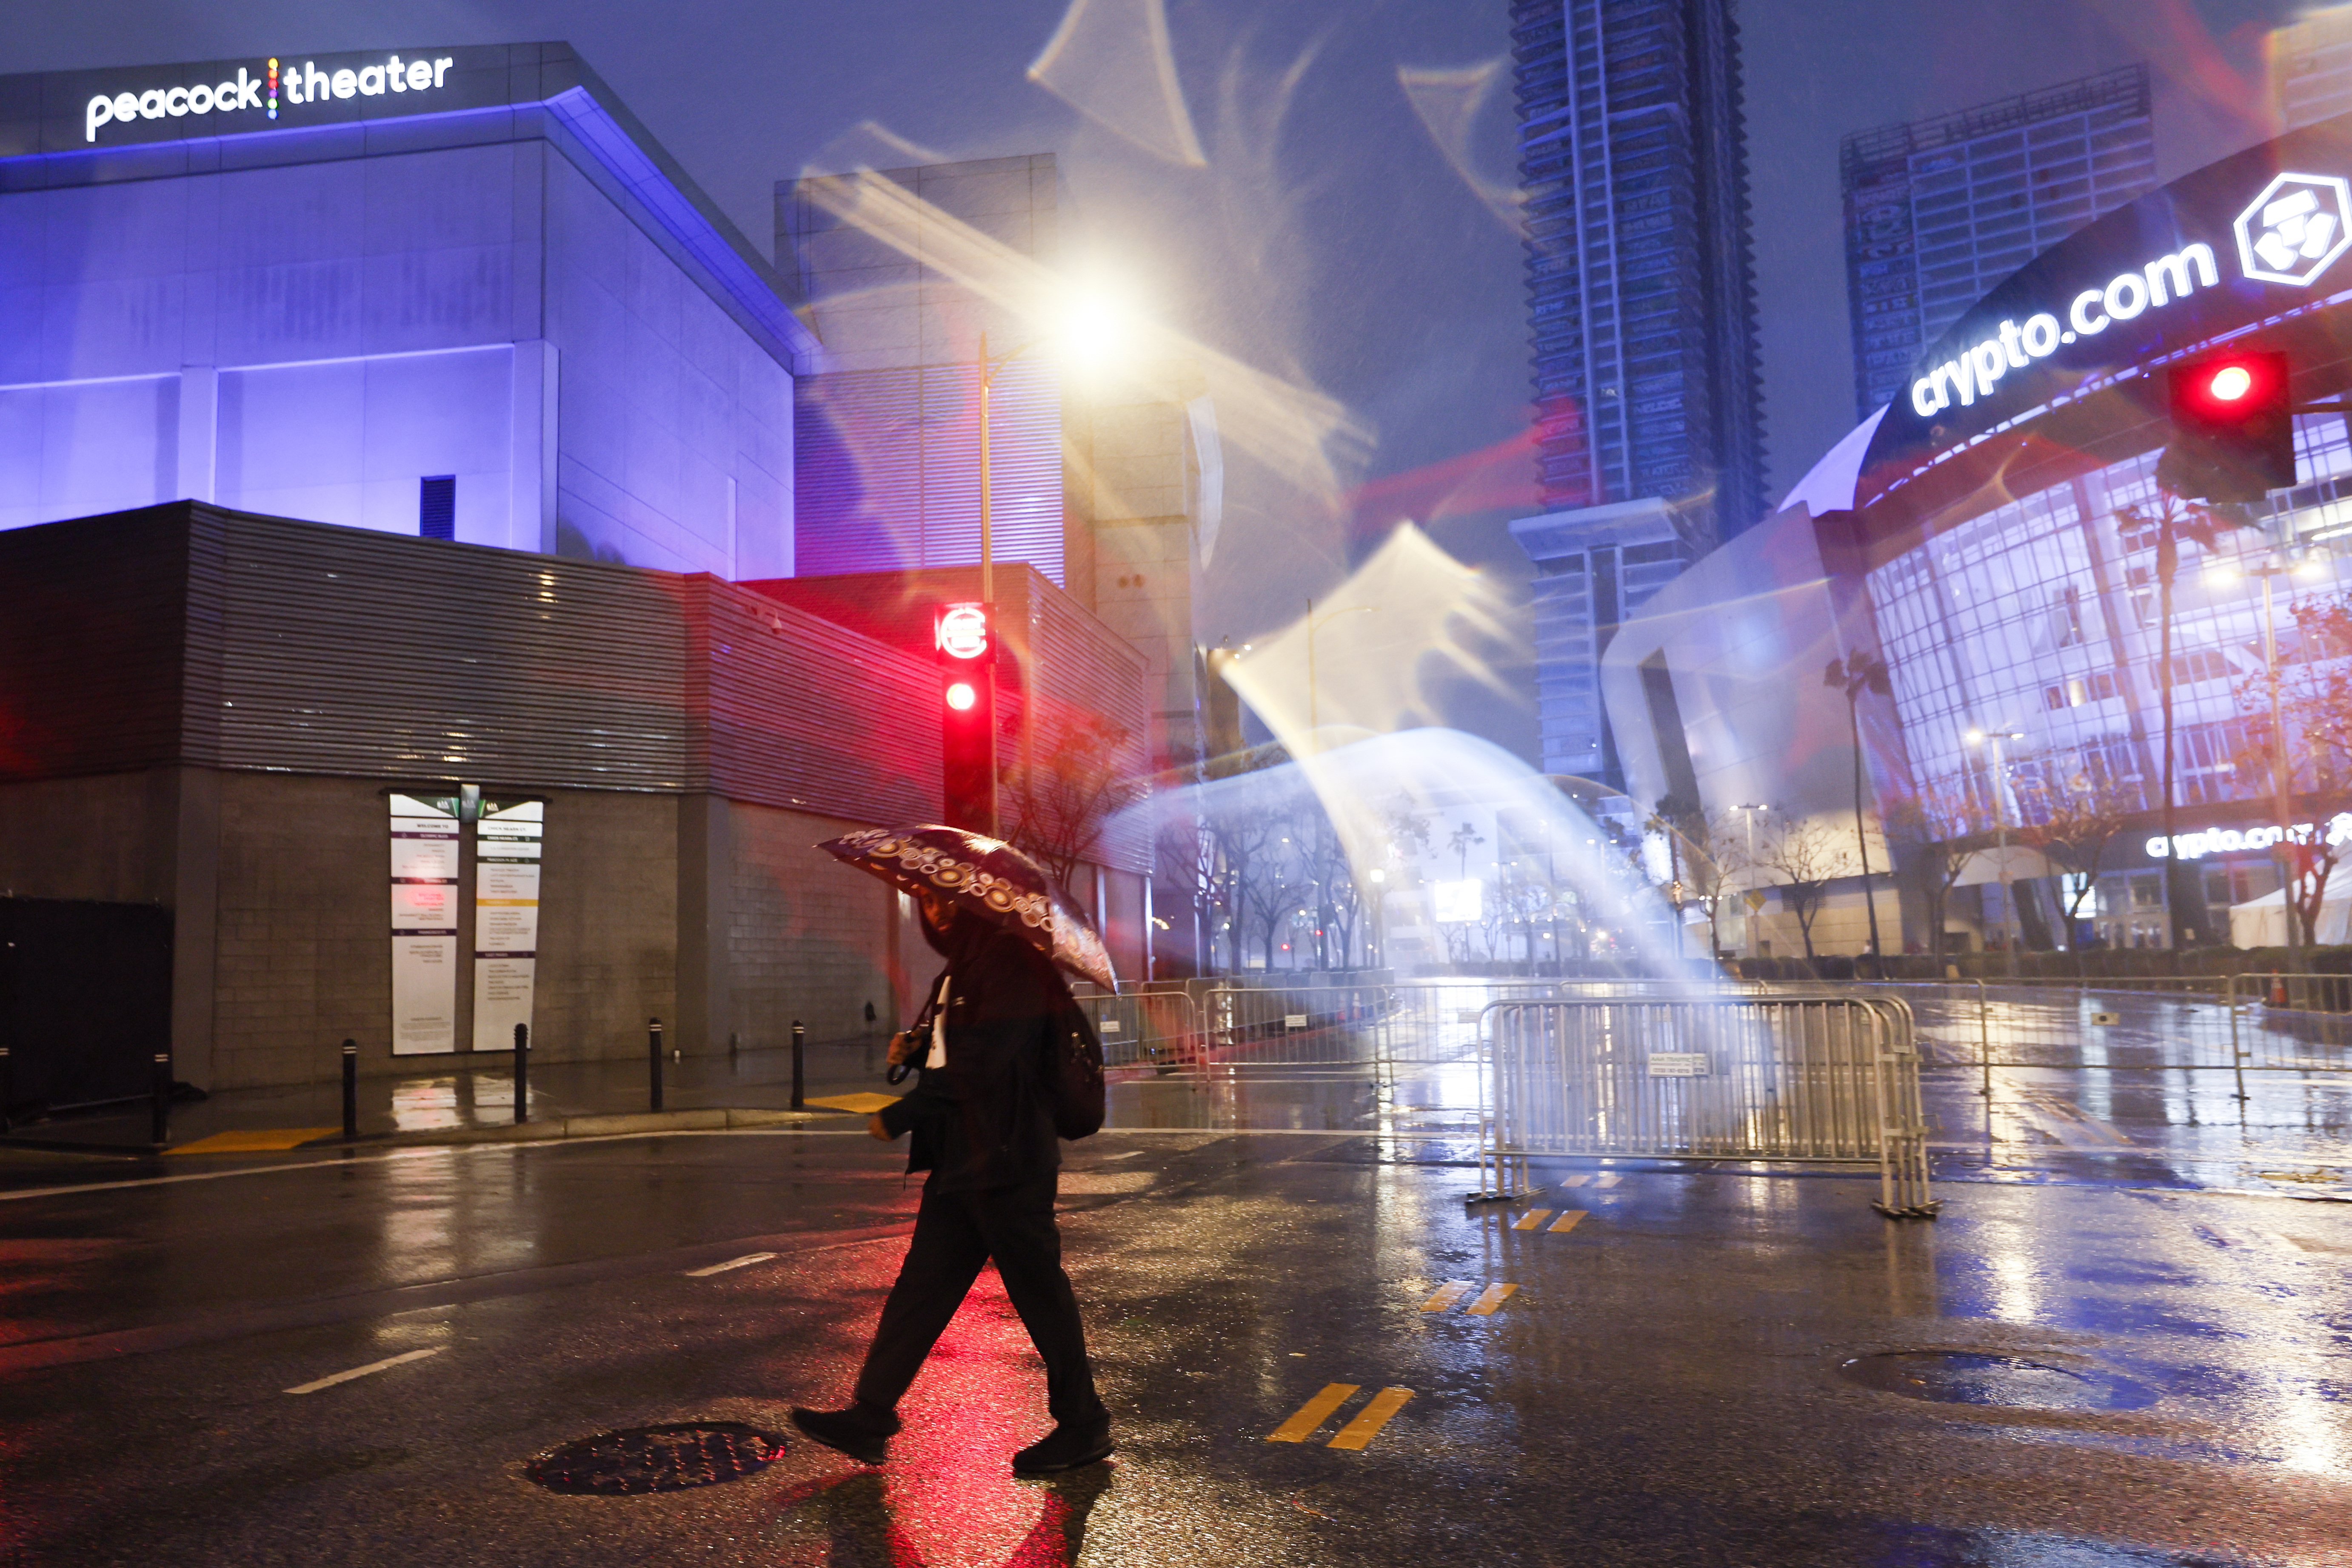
[
  {"xmin": 1479, "ymin": 995, "xmax": 1936, "ymax": 1219},
  {"xmin": 1798, "ymin": 977, "xmax": 2352, "ymax": 1101}
]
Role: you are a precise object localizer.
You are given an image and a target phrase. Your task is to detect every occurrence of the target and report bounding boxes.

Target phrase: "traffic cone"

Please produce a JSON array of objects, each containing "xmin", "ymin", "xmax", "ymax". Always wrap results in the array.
[{"xmin": 2270, "ymin": 971, "xmax": 2287, "ymax": 1008}]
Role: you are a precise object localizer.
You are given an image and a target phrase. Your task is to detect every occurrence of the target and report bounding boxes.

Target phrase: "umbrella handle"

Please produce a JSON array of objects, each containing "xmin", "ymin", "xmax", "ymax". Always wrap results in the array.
[{"xmin": 887, "ymin": 1062, "xmax": 913, "ymax": 1085}]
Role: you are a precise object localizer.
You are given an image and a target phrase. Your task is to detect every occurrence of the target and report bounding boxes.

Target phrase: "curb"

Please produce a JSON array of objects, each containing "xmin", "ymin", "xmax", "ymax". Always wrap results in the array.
[{"xmin": 305, "ymin": 1105, "xmax": 854, "ymax": 1150}]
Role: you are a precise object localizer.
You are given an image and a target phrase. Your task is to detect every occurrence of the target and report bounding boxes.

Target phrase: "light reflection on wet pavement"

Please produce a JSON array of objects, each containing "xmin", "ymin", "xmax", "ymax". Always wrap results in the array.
[{"xmin": 0, "ymin": 981, "xmax": 2345, "ymax": 1565}]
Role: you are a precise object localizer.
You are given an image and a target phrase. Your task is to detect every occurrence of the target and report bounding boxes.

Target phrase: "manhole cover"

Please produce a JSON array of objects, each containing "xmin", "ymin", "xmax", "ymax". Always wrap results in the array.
[
  {"xmin": 526, "ymin": 1422, "xmax": 787, "ymax": 1495},
  {"xmin": 1840, "ymin": 1352, "xmax": 2156, "ymax": 1411}
]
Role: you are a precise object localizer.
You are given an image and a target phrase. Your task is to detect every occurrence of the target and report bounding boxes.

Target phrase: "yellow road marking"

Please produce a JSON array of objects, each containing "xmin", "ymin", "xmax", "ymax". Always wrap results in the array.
[
  {"xmin": 1327, "ymin": 1387, "xmax": 1414, "ymax": 1450},
  {"xmin": 1269, "ymin": 1383, "xmax": 1359, "ymax": 1442},
  {"xmin": 1559, "ymin": 1174, "xmax": 1590, "ymax": 1188},
  {"xmin": 1510, "ymin": 1208, "xmax": 1553, "ymax": 1231},
  {"xmin": 1420, "ymin": 1280, "xmax": 1475, "ymax": 1312},
  {"xmin": 165, "ymin": 1128, "xmax": 337, "ymax": 1155},
  {"xmin": 1549, "ymin": 1210, "xmax": 1587, "ymax": 1234},
  {"xmin": 802, "ymin": 1093, "xmax": 898, "ymax": 1114},
  {"xmin": 1464, "ymin": 1283, "xmax": 1517, "ymax": 1315}
]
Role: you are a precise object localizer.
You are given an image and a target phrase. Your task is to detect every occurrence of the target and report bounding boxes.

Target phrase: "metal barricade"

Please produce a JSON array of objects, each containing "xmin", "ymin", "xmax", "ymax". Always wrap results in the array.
[
  {"xmin": 1073, "ymin": 989, "xmax": 1202, "ymax": 1071},
  {"xmin": 1479, "ymin": 995, "xmax": 1935, "ymax": 1219}
]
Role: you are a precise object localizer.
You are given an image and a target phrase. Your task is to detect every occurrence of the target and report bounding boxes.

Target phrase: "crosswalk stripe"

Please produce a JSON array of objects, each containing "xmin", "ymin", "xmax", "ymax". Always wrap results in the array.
[
  {"xmin": 1549, "ymin": 1210, "xmax": 1587, "ymax": 1234},
  {"xmin": 1595, "ymin": 1173, "xmax": 1622, "ymax": 1188},
  {"xmin": 1327, "ymin": 1387, "xmax": 1414, "ymax": 1450},
  {"xmin": 1464, "ymin": 1283, "xmax": 1517, "ymax": 1315},
  {"xmin": 1510, "ymin": 1208, "xmax": 1553, "ymax": 1231},
  {"xmin": 1269, "ymin": 1383, "xmax": 1360, "ymax": 1442},
  {"xmin": 1559, "ymin": 1174, "xmax": 1590, "ymax": 1188},
  {"xmin": 1420, "ymin": 1280, "xmax": 1475, "ymax": 1312}
]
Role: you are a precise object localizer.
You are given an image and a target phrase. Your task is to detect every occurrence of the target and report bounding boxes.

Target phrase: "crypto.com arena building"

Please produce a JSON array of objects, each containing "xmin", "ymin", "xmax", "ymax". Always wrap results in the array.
[{"xmin": 1605, "ymin": 111, "xmax": 2352, "ymax": 956}]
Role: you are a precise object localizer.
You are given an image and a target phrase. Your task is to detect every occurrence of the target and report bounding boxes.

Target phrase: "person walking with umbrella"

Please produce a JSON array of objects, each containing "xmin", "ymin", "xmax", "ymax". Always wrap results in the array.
[{"xmin": 793, "ymin": 826, "xmax": 1115, "ymax": 1477}]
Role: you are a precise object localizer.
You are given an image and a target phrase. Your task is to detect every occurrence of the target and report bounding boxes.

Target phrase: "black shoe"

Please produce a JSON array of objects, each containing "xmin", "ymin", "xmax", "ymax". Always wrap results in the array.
[
  {"xmin": 1012, "ymin": 1413, "xmax": 1113, "ymax": 1476},
  {"xmin": 791, "ymin": 1403, "xmax": 900, "ymax": 1465}
]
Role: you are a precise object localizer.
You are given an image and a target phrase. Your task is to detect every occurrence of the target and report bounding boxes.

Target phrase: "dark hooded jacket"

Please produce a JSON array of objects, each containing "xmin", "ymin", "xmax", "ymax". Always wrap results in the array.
[{"xmin": 877, "ymin": 907, "xmax": 1074, "ymax": 1192}]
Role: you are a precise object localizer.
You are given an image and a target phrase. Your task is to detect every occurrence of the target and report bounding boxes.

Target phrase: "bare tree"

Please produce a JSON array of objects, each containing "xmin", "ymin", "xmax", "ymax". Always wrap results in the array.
[
  {"xmin": 1762, "ymin": 818, "xmax": 1857, "ymax": 963},
  {"xmin": 2012, "ymin": 777, "xmax": 2138, "ymax": 944},
  {"xmin": 998, "ymin": 712, "xmax": 1144, "ymax": 897},
  {"xmin": 1881, "ymin": 786, "xmax": 1982, "ymax": 963},
  {"xmin": 2235, "ymin": 594, "xmax": 2352, "ymax": 944}
]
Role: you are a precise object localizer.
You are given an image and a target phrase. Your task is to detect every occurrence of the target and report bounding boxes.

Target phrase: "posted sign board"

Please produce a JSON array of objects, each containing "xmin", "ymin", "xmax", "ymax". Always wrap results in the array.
[
  {"xmin": 389, "ymin": 794, "xmax": 461, "ymax": 1055},
  {"xmin": 472, "ymin": 800, "xmax": 544, "ymax": 1053}
]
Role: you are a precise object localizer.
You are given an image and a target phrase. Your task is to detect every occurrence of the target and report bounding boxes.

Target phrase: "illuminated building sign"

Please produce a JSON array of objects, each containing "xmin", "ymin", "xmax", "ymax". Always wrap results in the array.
[
  {"xmin": 83, "ymin": 52, "xmax": 454, "ymax": 141},
  {"xmin": 2148, "ymin": 813, "xmax": 2352, "ymax": 860},
  {"xmin": 0, "ymin": 48, "xmax": 539, "ymax": 160},
  {"xmin": 1908, "ymin": 245, "xmax": 2221, "ymax": 417},
  {"xmin": 1857, "ymin": 113, "xmax": 2352, "ymax": 506}
]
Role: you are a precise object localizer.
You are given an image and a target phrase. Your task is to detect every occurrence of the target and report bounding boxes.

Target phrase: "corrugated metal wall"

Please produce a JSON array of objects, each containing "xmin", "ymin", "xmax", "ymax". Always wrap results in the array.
[
  {"xmin": 687, "ymin": 575, "xmax": 941, "ymax": 822},
  {"xmin": 794, "ymin": 360, "xmax": 1064, "ymax": 584},
  {"xmin": 212, "ymin": 509, "xmax": 693, "ymax": 789},
  {"xmin": 0, "ymin": 503, "xmax": 202, "ymax": 781},
  {"xmin": 0, "ymin": 503, "xmax": 943, "ymax": 827}
]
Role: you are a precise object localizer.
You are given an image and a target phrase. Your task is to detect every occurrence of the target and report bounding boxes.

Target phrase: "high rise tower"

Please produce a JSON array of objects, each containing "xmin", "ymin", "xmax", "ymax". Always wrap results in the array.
[
  {"xmin": 1509, "ymin": 0, "xmax": 1764, "ymax": 789},
  {"xmin": 1842, "ymin": 67, "xmax": 2155, "ymax": 420}
]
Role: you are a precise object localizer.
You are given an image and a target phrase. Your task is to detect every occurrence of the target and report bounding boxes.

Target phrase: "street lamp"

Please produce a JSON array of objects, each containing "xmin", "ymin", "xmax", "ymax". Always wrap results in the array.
[
  {"xmin": 1964, "ymin": 728, "xmax": 2026, "ymax": 975},
  {"xmin": 976, "ymin": 285, "xmax": 1131, "ymax": 608}
]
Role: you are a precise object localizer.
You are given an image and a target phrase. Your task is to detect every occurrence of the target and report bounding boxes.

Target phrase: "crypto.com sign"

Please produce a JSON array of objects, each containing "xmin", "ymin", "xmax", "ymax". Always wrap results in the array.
[{"xmin": 1905, "ymin": 171, "xmax": 2352, "ymax": 423}]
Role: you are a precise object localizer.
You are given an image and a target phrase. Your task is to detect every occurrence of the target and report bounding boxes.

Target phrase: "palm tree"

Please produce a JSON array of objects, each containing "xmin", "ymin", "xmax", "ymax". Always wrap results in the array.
[
  {"xmin": 1824, "ymin": 653, "xmax": 1892, "ymax": 964},
  {"xmin": 2115, "ymin": 485, "xmax": 2250, "ymax": 946},
  {"xmin": 1447, "ymin": 820, "xmax": 1484, "ymax": 880}
]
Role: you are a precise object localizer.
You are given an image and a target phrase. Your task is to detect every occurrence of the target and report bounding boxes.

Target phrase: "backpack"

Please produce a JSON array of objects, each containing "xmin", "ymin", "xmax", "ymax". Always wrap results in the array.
[{"xmin": 1049, "ymin": 1004, "xmax": 1106, "ymax": 1140}]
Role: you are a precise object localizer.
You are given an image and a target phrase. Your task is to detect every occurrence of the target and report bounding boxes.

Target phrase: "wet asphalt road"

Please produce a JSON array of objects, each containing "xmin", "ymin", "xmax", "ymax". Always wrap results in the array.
[{"xmin": 1, "ymin": 1097, "xmax": 2349, "ymax": 1568}]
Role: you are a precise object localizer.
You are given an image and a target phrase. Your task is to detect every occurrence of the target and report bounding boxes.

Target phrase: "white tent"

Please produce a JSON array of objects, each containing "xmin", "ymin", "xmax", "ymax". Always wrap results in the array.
[{"xmin": 2229, "ymin": 884, "xmax": 2352, "ymax": 947}]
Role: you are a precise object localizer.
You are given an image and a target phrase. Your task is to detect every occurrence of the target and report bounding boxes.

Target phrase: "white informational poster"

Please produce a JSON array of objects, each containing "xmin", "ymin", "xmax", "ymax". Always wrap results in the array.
[
  {"xmin": 472, "ymin": 799, "xmax": 544, "ymax": 1054},
  {"xmin": 389, "ymin": 794, "xmax": 462, "ymax": 1055}
]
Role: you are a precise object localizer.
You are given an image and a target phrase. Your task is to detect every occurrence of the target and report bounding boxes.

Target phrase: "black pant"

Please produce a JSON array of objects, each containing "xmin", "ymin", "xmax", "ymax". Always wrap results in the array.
[{"xmin": 853, "ymin": 1174, "xmax": 1103, "ymax": 1425}]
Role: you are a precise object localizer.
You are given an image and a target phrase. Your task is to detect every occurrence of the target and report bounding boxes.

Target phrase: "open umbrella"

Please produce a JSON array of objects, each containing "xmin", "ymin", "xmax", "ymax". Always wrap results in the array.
[{"xmin": 816, "ymin": 825, "xmax": 1117, "ymax": 992}]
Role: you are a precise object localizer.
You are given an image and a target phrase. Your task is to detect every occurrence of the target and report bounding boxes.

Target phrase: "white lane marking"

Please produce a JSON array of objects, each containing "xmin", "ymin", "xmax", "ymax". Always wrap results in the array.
[
  {"xmin": 284, "ymin": 1346, "xmax": 440, "ymax": 1395},
  {"xmin": 0, "ymin": 1128, "xmax": 872, "ymax": 1204},
  {"xmin": 684, "ymin": 1251, "xmax": 777, "ymax": 1277}
]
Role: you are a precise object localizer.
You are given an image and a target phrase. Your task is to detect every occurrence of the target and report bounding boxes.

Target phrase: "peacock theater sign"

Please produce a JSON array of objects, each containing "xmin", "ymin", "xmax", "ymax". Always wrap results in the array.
[
  {"xmin": 81, "ymin": 53, "xmax": 457, "ymax": 142},
  {"xmin": 0, "ymin": 48, "xmax": 515, "ymax": 159}
]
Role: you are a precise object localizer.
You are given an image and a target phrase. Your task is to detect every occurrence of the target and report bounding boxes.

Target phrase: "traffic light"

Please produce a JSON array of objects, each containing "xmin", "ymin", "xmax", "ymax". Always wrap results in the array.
[
  {"xmin": 2161, "ymin": 351, "xmax": 2295, "ymax": 503},
  {"xmin": 935, "ymin": 602, "xmax": 995, "ymax": 832}
]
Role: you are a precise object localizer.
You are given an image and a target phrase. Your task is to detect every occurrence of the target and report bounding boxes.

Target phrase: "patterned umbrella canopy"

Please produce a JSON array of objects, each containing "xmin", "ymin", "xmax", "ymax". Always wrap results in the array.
[{"xmin": 816, "ymin": 825, "xmax": 1117, "ymax": 992}]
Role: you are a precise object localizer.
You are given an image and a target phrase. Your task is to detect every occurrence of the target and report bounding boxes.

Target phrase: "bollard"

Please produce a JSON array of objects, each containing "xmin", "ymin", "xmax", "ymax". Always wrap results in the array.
[
  {"xmin": 341, "ymin": 1039, "xmax": 358, "ymax": 1142},
  {"xmin": 513, "ymin": 1022, "xmax": 529, "ymax": 1124},
  {"xmin": 648, "ymin": 1018, "xmax": 664, "ymax": 1112},
  {"xmin": 0, "ymin": 1044, "xmax": 11, "ymax": 1132},
  {"xmin": 791, "ymin": 1020, "xmax": 805, "ymax": 1111},
  {"xmin": 150, "ymin": 1052, "xmax": 172, "ymax": 1146}
]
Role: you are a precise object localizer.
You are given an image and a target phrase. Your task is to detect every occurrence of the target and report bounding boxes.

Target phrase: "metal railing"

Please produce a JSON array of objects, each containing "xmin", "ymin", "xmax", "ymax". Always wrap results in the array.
[{"xmin": 1478, "ymin": 995, "xmax": 1935, "ymax": 1219}]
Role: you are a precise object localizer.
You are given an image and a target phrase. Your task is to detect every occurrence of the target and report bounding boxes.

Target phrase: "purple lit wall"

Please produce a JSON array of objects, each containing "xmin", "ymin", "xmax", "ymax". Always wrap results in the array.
[{"xmin": 0, "ymin": 55, "xmax": 808, "ymax": 580}]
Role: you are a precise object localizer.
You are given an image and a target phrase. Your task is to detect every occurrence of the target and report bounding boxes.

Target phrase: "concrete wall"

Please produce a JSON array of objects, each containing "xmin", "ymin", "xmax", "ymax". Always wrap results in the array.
[
  {"xmin": 0, "ymin": 137, "xmax": 792, "ymax": 577},
  {"xmin": 724, "ymin": 800, "xmax": 918, "ymax": 1049},
  {"xmin": 545, "ymin": 152, "xmax": 792, "ymax": 577}
]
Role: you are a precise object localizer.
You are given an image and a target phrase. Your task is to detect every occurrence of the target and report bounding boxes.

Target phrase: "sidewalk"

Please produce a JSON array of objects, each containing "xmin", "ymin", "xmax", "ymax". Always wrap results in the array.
[{"xmin": 3, "ymin": 1037, "xmax": 899, "ymax": 1153}]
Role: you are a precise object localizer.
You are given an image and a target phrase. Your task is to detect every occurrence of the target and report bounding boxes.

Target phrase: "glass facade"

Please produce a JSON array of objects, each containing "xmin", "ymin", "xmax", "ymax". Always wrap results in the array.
[{"xmin": 1867, "ymin": 413, "xmax": 2352, "ymax": 941}]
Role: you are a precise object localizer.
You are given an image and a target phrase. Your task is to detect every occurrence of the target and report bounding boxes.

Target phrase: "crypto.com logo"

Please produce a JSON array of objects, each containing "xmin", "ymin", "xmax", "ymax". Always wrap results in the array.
[{"xmin": 2234, "ymin": 173, "xmax": 2352, "ymax": 286}]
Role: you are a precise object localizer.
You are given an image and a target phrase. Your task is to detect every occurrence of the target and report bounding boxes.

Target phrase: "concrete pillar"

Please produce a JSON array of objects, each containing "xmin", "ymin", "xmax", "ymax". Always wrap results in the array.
[
  {"xmin": 176, "ymin": 366, "xmax": 217, "ymax": 503},
  {"xmin": 166, "ymin": 766, "xmax": 221, "ymax": 1086},
  {"xmin": 675, "ymin": 794, "xmax": 732, "ymax": 1054}
]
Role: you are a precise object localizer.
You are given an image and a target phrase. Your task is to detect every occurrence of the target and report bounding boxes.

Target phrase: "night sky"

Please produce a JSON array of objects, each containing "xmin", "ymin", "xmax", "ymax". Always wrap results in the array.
[{"xmin": 0, "ymin": 0, "xmax": 2308, "ymax": 762}]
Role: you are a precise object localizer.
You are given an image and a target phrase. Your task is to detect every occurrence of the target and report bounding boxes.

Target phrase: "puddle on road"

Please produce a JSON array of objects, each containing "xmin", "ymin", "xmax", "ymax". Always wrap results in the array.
[{"xmin": 1841, "ymin": 1351, "xmax": 2160, "ymax": 1412}]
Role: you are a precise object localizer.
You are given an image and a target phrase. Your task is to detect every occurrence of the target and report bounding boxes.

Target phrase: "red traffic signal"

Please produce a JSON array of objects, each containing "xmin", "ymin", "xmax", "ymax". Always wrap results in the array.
[{"xmin": 2162, "ymin": 351, "xmax": 2295, "ymax": 502}]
